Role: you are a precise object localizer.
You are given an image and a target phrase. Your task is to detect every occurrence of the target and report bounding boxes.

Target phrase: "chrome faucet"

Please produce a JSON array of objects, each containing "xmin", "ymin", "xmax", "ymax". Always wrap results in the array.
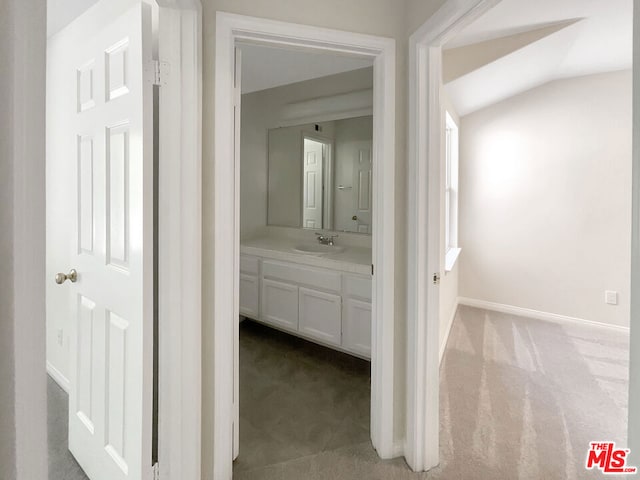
[{"xmin": 315, "ymin": 232, "xmax": 338, "ymax": 246}]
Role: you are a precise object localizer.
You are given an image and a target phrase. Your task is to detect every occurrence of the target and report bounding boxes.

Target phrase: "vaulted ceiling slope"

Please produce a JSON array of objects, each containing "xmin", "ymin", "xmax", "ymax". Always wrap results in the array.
[{"xmin": 443, "ymin": 0, "xmax": 633, "ymax": 116}]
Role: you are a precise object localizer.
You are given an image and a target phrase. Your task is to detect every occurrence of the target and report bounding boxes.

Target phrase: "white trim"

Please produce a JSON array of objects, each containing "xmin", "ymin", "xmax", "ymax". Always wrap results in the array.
[
  {"xmin": 156, "ymin": 2, "xmax": 202, "ymax": 479},
  {"xmin": 439, "ymin": 300, "xmax": 458, "ymax": 363},
  {"xmin": 277, "ymin": 108, "xmax": 373, "ymax": 128},
  {"xmin": 457, "ymin": 297, "xmax": 631, "ymax": 333},
  {"xmin": 406, "ymin": 0, "xmax": 502, "ymax": 472},
  {"xmin": 214, "ymin": 12, "xmax": 396, "ymax": 478},
  {"xmin": 280, "ymin": 88, "xmax": 373, "ymax": 124},
  {"xmin": 46, "ymin": 361, "xmax": 70, "ymax": 393},
  {"xmin": 630, "ymin": 0, "xmax": 640, "ymax": 463}
]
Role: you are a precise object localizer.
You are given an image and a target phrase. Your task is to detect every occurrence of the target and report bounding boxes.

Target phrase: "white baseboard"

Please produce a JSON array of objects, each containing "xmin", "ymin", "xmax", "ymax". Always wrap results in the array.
[
  {"xmin": 46, "ymin": 361, "xmax": 70, "ymax": 393},
  {"xmin": 439, "ymin": 300, "xmax": 459, "ymax": 364},
  {"xmin": 457, "ymin": 297, "xmax": 630, "ymax": 333}
]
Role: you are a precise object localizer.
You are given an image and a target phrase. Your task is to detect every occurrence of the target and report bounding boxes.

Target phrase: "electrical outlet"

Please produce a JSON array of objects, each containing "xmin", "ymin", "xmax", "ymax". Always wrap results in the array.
[
  {"xmin": 57, "ymin": 329, "xmax": 64, "ymax": 346},
  {"xmin": 605, "ymin": 291, "xmax": 618, "ymax": 306}
]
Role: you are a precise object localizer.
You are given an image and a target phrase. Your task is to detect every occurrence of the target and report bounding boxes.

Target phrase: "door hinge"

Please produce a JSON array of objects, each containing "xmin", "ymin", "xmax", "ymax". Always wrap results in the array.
[
  {"xmin": 433, "ymin": 272, "xmax": 440, "ymax": 285},
  {"xmin": 371, "ymin": 264, "xmax": 374, "ymax": 276},
  {"xmin": 152, "ymin": 462, "xmax": 160, "ymax": 480},
  {"xmin": 147, "ymin": 60, "xmax": 170, "ymax": 87}
]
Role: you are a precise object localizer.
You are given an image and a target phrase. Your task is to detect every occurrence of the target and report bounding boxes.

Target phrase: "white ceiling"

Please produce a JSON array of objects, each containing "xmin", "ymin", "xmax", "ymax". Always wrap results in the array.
[
  {"xmin": 47, "ymin": 0, "xmax": 100, "ymax": 37},
  {"xmin": 444, "ymin": 0, "xmax": 633, "ymax": 116},
  {"xmin": 239, "ymin": 43, "xmax": 373, "ymax": 94}
]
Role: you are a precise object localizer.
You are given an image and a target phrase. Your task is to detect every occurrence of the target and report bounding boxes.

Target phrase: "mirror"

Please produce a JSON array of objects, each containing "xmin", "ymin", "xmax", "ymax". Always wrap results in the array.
[{"xmin": 267, "ymin": 115, "xmax": 373, "ymax": 234}]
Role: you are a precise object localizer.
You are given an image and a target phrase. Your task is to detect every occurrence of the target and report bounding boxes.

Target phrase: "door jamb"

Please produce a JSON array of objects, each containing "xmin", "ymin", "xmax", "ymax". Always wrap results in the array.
[
  {"xmin": 213, "ymin": 12, "xmax": 396, "ymax": 479},
  {"xmin": 406, "ymin": 0, "xmax": 501, "ymax": 471},
  {"xmin": 156, "ymin": 1, "xmax": 203, "ymax": 479},
  {"xmin": 301, "ymin": 132, "xmax": 333, "ymax": 229}
]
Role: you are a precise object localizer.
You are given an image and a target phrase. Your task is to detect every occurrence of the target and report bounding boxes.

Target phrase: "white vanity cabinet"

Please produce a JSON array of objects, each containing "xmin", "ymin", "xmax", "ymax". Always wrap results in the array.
[
  {"xmin": 239, "ymin": 255, "xmax": 260, "ymax": 318},
  {"xmin": 239, "ymin": 253, "xmax": 372, "ymax": 359},
  {"xmin": 342, "ymin": 275, "xmax": 373, "ymax": 357}
]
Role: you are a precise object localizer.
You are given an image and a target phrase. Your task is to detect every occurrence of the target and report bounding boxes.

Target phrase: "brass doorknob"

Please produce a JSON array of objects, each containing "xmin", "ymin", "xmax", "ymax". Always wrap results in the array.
[
  {"xmin": 352, "ymin": 215, "xmax": 358, "ymax": 221},
  {"xmin": 55, "ymin": 269, "xmax": 78, "ymax": 284}
]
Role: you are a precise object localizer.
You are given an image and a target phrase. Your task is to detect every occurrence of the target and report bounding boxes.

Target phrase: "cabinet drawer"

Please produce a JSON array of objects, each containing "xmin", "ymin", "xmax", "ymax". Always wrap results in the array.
[
  {"xmin": 239, "ymin": 273, "xmax": 259, "ymax": 319},
  {"xmin": 344, "ymin": 274, "xmax": 372, "ymax": 301},
  {"xmin": 342, "ymin": 298, "xmax": 371, "ymax": 358},
  {"xmin": 299, "ymin": 288, "xmax": 342, "ymax": 346},
  {"xmin": 261, "ymin": 278, "xmax": 298, "ymax": 332},
  {"xmin": 262, "ymin": 260, "xmax": 341, "ymax": 293},
  {"xmin": 240, "ymin": 255, "xmax": 260, "ymax": 275}
]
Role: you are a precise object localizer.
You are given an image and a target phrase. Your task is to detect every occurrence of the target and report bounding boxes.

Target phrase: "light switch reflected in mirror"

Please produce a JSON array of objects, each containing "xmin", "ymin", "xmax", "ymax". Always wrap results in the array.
[{"xmin": 267, "ymin": 115, "xmax": 373, "ymax": 235}]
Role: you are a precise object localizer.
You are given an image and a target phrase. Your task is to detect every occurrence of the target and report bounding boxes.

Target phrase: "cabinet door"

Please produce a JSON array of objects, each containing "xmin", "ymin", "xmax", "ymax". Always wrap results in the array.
[
  {"xmin": 239, "ymin": 273, "xmax": 259, "ymax": 319},
  {"xmin": 343, "ymin": 298, "xmax": 372, "ymax": 358},
  {"xmin": 299, "ymin": 287, "xmax": 342, "ymax": 346},
  {"xmin": 261, "ymin": 278, "xmax": 299, "ymax": 332}
]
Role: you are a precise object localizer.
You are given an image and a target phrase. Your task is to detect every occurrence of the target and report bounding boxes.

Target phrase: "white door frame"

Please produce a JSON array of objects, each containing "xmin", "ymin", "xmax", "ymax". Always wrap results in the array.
[
  {"xmin": 405, "ymin": 0, "xmax": 501, "ymax": 472},
  {"xmin": 9, "ymin": 0, "xmax": 202, "ymax": 478},
  {"xmin": 156, "ymin": 1, "xmax": 202, "ymax": 479},
  {"xmin": 213, "ymin": 12, "xmax": 396, "ymax": 479}
]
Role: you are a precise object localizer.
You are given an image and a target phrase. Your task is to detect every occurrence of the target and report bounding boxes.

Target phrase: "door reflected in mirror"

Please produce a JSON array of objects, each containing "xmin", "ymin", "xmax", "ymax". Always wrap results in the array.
[{"xmin": 267, "ymin": 115, "xmax": 373, "ymax": 234}]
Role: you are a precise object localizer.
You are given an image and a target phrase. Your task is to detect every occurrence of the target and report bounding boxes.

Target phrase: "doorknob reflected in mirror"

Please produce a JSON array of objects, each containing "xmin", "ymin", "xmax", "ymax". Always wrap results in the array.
[{"xmin": 55, "ymin": 269, "xmax": 78, "ymax": 285}]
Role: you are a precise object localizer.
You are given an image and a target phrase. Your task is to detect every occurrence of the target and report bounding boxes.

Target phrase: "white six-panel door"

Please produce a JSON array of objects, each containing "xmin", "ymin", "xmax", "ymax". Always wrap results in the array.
[{"xmin": 51, "ymin": 2, "xmax": 155, "ymax": 479}]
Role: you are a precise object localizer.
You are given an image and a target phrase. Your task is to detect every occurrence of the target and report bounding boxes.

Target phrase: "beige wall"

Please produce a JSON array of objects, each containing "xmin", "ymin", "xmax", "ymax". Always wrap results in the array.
[
  {"xmin": 202, "ymin": 0, "xmax": 445, "ymax": 475},
  {"xmin": 2, "ymin": 0, "xmax": 48, "ymax": 477},
  {"xmin": 459, "ymin": 71, "xmax": 632, "ymax": 328},
  {"xmin": 405, "ymin": 0, "xmax": 447, "ymax": 36},
  {"xmin": 0, "ymin": 0, "xmax": 17, "ymax": 475}
]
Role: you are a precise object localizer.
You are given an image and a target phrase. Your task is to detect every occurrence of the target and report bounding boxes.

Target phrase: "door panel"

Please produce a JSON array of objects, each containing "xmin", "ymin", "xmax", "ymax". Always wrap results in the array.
[
  {"xmin": 352, "ymin": 141, "xmax": 373, "ymax": 234},
  {"xmin": 342, "ymin": 298, "xmax": 372, "ymax": 358},
  {"xmin": 299, "ymin": 287, "xmax": 342, "ymax": 346},
  {"xmin": 261, "ymin": 279, "xmax": 299, "ymax": 332},
  {"xmin": 50, "ymin": 1, "xmax": 155, "ymax": 479}
]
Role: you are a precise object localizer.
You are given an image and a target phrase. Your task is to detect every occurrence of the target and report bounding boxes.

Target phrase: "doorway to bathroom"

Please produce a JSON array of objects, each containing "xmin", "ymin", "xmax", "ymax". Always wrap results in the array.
[
  {"xmin": 212, "ymin": 13, "xmax": 397, "ymax": 478},
  {"xmin": 235, "ymin": 42, "xmax": 376, "ymax": 475}
]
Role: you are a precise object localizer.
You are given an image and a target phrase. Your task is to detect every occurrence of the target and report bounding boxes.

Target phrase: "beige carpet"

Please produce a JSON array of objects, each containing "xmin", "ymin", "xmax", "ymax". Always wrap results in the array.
[{"xmin": 233, "ymin": 307, "xmax": 630, "ymax": 479}]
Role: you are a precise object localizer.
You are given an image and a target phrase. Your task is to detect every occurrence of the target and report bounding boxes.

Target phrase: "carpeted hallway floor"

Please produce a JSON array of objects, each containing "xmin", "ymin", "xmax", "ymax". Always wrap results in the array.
[
  {"xmin": 233, "ymin": 306, "xmax": 630, "ymax": 480},
  {"xmin": 47, "ymin": 377, "xmax": 89, "ymax": 480}
]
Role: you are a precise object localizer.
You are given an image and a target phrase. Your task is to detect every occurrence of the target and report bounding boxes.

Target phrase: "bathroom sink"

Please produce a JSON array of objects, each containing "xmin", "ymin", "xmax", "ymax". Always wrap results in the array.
[{"xmin": 292, "ymin": 244, "xmax": 345, "ymax": 255}]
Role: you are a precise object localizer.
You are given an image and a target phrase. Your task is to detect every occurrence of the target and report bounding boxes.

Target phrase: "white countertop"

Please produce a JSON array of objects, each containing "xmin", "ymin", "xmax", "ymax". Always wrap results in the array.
[{"xmin": 241, "ymin": 236, "xmax": 372, "ymax": 276}]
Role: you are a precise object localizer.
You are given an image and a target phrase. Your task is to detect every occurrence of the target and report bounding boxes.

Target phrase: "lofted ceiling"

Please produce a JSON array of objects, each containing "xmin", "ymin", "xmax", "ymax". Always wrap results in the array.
[
  {"xmin": 444, "ymin": 0, "xmax": 633, "ymax": 116},
  {"xmin": 239, "ymin": 43, "xmax": 373, "ymax": 94}
]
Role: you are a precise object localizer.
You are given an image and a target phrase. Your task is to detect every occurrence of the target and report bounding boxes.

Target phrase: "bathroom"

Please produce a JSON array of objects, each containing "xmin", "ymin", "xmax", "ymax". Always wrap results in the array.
[{"xmin": 235, "ymin": 42, "xmax": 376, "ymax": 475}]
